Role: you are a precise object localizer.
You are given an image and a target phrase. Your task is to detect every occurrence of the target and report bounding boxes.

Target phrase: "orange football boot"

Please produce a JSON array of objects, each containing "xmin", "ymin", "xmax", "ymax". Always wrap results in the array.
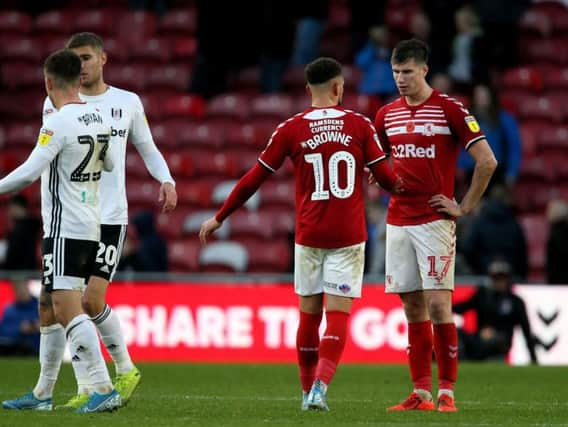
[
  {"xmin": 437, "ymin": 393, "xmax": 458, "ymax": 412},
  {"xmin": 387, "ymin": 392, "xmax": 435, "ymax": 411}
]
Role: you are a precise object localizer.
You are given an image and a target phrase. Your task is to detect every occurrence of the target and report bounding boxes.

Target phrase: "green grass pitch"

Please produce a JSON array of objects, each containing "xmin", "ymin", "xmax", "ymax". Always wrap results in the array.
[{"xmin": 0, "ymin": 359, "xmax": 567, "ymax": 426}]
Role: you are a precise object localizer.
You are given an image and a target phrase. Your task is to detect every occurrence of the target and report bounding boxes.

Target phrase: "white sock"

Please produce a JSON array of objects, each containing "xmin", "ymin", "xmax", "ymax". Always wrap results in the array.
[
  {"xmin": 92, "ymin": 304, "xmax": 134, "ymax": 374},
  {"xmin": 71, "ymin": 359, "xmax": 94, "ymax": 395},
  {"xmin": 414, "ymin": 388, "xmax": 433, "ymax": 401},
  {"xmin": 66, "ymin": 314, "xmax": 113, "ymax": 394},
  {"xmin": 33, "ymin": 324, "xmax": 65, "ymax": 400},
  {"xmin": 438, "ymin": 388, "xmax": 454, "ymax": 399}
]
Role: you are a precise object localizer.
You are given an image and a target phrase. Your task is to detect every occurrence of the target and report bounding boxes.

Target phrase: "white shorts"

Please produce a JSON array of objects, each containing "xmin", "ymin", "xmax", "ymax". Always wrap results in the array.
[
  {"xmin": 294, "ymin": 242, "xmax": 365, "ymax": 298},
  {"xmin": 385, "ymin": 220, "xmax": 456, "ymax": 293}
]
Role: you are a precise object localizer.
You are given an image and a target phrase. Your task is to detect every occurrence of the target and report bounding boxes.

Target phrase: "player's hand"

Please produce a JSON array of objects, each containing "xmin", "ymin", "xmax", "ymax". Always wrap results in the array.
[
  {"xmin": 199, "ymin": 217, "xmax": 222, "ymax": 245},
  {"xmin": 366, "ymin": 167, "xmax": 378, "ymax": 186},
  {"xmin": 393, "ymin": 176, "xmax": 405, "ymax": 194},
  {"xmin": 428, "ymin": 194, "xmax": 464, "ymax": 218},
  {"xmin": 159, "ymin": 182, "xmax": 177, "ymax": 213}
]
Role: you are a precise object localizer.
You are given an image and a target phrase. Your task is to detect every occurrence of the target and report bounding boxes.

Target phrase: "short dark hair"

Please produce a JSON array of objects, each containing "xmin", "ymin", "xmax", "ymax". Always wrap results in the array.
[
  {"xmin": 44, "ymin": 49, "xmax": 81, "ymax": 88},
  {"xmin": 66, "ymin": 32, "xmax": 104, "ymax": 51},
  {"xmin": 305, "ymin": 57, "xmax": 342, "ymax": 85},
  {"xmin": 391, "ymin": 39, "xmax": 429, "ymax": 65}
]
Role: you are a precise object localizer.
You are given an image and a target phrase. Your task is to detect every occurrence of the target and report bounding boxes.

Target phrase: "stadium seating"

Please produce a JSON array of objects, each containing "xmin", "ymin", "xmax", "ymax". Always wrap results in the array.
[
  {"xmin": 157, "ymin": 8, "xmax": 197, "ymax": 36},
  {"xmin": 199, "ymin": 241, "xmax": 249, "ymax": 273},
  {"xmin": 169, "ymin": 238, "xmax": 201, "ymax": 272},
  {"xmin": 0, "ymin": 11, "xmax": 32, "ymax": 35}
]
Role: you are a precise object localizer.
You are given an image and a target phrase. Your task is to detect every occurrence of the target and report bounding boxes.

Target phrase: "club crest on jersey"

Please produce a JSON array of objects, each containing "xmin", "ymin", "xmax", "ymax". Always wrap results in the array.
[
  {"xmin": 405, "ymin": 121, "xmax": 415, "ymax": 132},
  {"xmin": 111, "ymin": 108, "xmax": 122, "ymax": 120},
  {"xmin": 422, "ymin": 122, "xmax": 435, "ymax": 136},
  {"xmin": 464, "ymin": 115, "xmax": 480, "ymax": 133}
]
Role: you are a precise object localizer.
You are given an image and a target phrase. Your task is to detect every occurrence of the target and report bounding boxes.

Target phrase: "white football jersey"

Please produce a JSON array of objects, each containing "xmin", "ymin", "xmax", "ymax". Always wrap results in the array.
[
  {"xmin": 43, "ymin": 86, "xmax": 172, "ymax": 225},
  {"xmin": 40, "ymin": 102, "xmax": 111, "ymax": 240}
]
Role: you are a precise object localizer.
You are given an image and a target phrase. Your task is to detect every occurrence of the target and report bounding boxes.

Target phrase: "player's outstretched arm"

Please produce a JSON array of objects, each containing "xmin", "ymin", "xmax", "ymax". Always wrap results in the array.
[
  {"xmin": 199, "ymin": 163, "xmax": 271, "ymax": 244},
  {"xmin": 0, "ymin": 146, "xmax": 56, "ymax": 195},
  {"xmin": 429, "ymin": 139, "xmax": 497, "ymax": 217},
  {"xmin": 368, "ymin": 160, "xmax": 404, "ymax": 194}
]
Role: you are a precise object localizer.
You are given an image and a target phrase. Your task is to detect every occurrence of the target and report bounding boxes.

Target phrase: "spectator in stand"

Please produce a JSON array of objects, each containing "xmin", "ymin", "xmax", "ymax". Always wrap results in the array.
[
  {"xmin": 290, "ymin": 0, "xmax": 329, "ymax": 65},
  {"xmin": 447, "ymin": 5, "xmax": 487, "ymax": 91},
  {"xmin": 546, "ymin": 199, "xmax": 568, "ymax": 284},
  {"xmin": 457, "ymin": 84, "xmax": 522, "ymax": 190},
  {"xmin": 121, "ymin": 211, "xmax": 168, "ymax": 272},
  {"xmin": 460, "ymin": 184, "xmax": 528, "ymax": 279},
  {"xmin": 453, "ymin": 259, "xmax": 538, "ymax": 363},
  {"xmin": 0, "ymin": 280, "xmax": 40, "ymax": 356},
  {"xmin": 408, "ymin": 11, "xmax": 448, "ymax": 76},
  {"xmin": 355, "ymin": 25, "xmax": 398, "ymax": 101},
  {"xmin": 2, "ymin": 195, "xmax": 41, "ymax": 271}
]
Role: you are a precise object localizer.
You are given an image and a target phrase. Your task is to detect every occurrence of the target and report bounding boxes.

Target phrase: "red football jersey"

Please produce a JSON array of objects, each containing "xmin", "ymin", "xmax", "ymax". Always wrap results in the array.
[
  {"xmin": 259, "ymin": 106, "xmax": 387, "ymax": 249},
  {"xmin": 374, "ymin": 90, "xmax": 486, "ymax": 226}
]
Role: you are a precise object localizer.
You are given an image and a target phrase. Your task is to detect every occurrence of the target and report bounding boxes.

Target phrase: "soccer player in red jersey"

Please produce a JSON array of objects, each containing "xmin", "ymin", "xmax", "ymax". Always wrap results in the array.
[
  {"xmin": 374, "ymin": 39, "xmax": 497, "ymax": 412},
  {"xmin": 200, "ymin": 57, "xmax": 403, "ymax": 411}
]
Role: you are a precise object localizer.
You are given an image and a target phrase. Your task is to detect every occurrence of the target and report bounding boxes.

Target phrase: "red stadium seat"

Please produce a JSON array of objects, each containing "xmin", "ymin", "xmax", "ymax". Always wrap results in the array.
[
  {"xmin": 206, "ymin": 93, "xmax": 251, "ymax": 122},
  {"xmin": 34, "ymin": 11, "xmax": 75, "ymax": 35},
  {"xmin": 229, "ymin": 211, "xmax": 274, "ymax": 240},
  {"xmin": 250, "ymin": 94, "xmax": 295, "ymax": 120},
  {"xmin": 501, "ymin": 66, "xmax": 543, "ymax": 92},
  {"xmin": 539, "ymin": 125, "xmax": 568, "ymax": 151},
  {"xmin": 126, "ymin": 180, "xmax": 161, "ymax": 207},
  {"xmin": 163, "ymin": 94, "xmax": 205, "ymax": 119},
  {"xmin": 130, "ymin": 37, "xmax": 172, "ymax": 63},
  {"xmin": 0, "ymin": 11, "xmax": 32, "ymax": 34},
  {"xmin": 551, "ymin": 8, "xmax": 568, "ymax": 34},
  {"xmin": 283, "ymin": 66, "xmax": 307, "ymax": 94},
  {"xmin": 0, "ymin": 147, "xmax": 32, "ymax": 174},
  {"xmin": 161, "ymin": 151, "xmax": 193, "ymax": 178},
  {"xmin": 227, "ymin": 148, "xmax": 258, "ymax": 175},
  {"xmin": 177, "ymin": 122, "xmax": 225, "ymax": 150},
  {"xmin": 519, "ymin": 214, "xmax": 548, "ymax": 273},
  {"xmin": 519, "ymin": 123, "xmax": 540, "ymax": 158},
  {"xmin": 542, "ymin": 66, "xmax": 568, "ymax": 90},
  {"xmin": 518, "ymin": 95, "xmax": 564, "ymax": 123},
  {"xmin": 519, "ymin": 9, "xmax": 552, "ymax": 37},
  {"xmin": 102, "ymin": 37, "xmax": 130, "ymax": 63},
  {"xmin": 499, "ymin": 89, "xmax": 533, "ymax": 116},
  {"xmin": 117, "ymin": 11, "xmax": 157, "ymax": 42},
  {"xmin": 171, "ymin": 36, "xmax": 198, "ymax": 62},
  {"xmin": 73, "ymin": 10, "xmax": 117, "ymax": 36},
  {"xmin": 260, "ymin": 180, "xmax": 295, "ymax": 209},
  {"xmin": 0, "ymin": 125, "xmax": 6, "ymax": 150},
  {"xmin": 2, "ymin": 91, "xmax": 44, "ymax": 120},
  {"xmin": 183, "ymin": 210, "xmax": 231, "ymax": 240},
  {"xmin": 158, "ymin": 8, "xmax": 197, "ymax": 36},
  {"xmin": 169, "ymin": 238, "xmax": 201, "ymax": 272},
  {"xmin": 147, "ymin": 121, "xmax": 180, "ymax": 149},
  {"xmin": 519, "ymin": 156, "xmax": 556, "ymax": 182},
  {"xmin": 1, "ymin": 63, "xmax": 43, "ymax": 90},
  {"xmin": 146, "ymin": 65, "xmax": 191, "ymax": 91},
  {"xmin": 190, "ymin": 151, "xmax": 240, "ymax": 178},
  {"xmin": 232, "ymin": 67, "xmax": 260, "ymax": 94},
  {"xmin": 176, "ymin": 179, "xmax": 217, "ymax": 208},
  {"xmin": 6, "ymin": 123, "xmax": 37, "ymax": 148},
  {"xmin": 104, "ymin": 64, "xmax": 147, "ymax": 92},
  {"xmin": 243, "ymin": 240, "xmax": 291, "ymax": 273},
  {"xmin": 155, "ymin": 209, "xmax": 189, "ymax": 239},
  {"xmin": 199, "ymin": 241, "xmax": 249, "ymax": 273},
  {"xmin": 259, "ymin": 206, "xmax": 295, "ymax": 238},
  {"xmin": 211, "ymin": 180, "xmax": 260, "ymax": 210},
  {"xmin": 326, "ymin": 3, "xmax": 351, "ymax": 32},
  {"xmin": 138, "ymin": 92, "xmax": 168, "ymax": 121},
  {"xmin": 0, "ymin": 37, "xmax": 43, "ymax": 63},
  {"xmin": 522, "ymin": 38, "xmax": 568, "ymax": 64}
]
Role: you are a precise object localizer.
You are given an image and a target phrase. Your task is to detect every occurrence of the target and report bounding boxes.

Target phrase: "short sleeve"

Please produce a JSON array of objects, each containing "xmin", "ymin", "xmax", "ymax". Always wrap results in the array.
[
  {"xmin": 361, "ymin": 116, "xmax": 387, "ymax": 166},
  {"xmin": 373, "ymin": 106, "xmax": 390, "ymax": 154},
  {"xmin": 258, "ymin": 121, "xmax": 291, "ymax": 173},
  {"xmin": 130, "ymin": 95, "xmax": 154, "ymax": 145},
  {"xmin": 443, "ymin": 97, "xmax": 486, "ymax": 151}
]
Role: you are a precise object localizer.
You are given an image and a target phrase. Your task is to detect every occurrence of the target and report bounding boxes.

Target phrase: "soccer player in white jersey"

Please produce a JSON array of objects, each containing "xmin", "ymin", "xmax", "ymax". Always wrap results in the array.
[
  {"xmin": 1, "ymin": 49, "xmax": 121, "ymax": 413},
  {"xmin": 33, "ymin": 32, "xmax": 176, "ymax": 409}
]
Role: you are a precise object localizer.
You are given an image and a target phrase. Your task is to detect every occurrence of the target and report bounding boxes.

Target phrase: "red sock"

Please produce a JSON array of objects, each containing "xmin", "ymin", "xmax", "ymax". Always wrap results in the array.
[
  {"xmin": 408, "ymin": 320, "xmax": 433, "ymax": 392},
  {"xmin": 296, "ymin": 311, "xmax": 322, "ymax": 392},
  {"xmin": 433, "ymin": 322, "xmax": 458, "ymax": 391},
  {"xmin": 315, "ymin": 311, "xmax": 349, "ymax": 386}
]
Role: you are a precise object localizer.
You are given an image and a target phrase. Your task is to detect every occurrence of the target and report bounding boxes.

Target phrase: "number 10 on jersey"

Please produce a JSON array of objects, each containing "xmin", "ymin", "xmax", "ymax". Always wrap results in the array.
[{"xmin": 304, "ymin": 151, "xmax": 356, "ymax": 201}]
